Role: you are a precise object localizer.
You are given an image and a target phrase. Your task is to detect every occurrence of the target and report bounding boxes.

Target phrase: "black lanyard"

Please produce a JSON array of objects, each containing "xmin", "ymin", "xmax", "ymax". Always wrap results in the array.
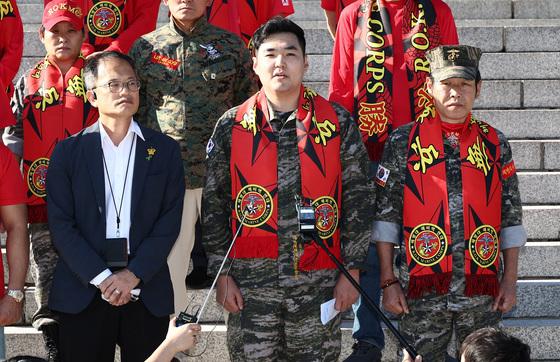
[{"xmin": 101, "ymin": 134, "xmax": 136, "ymax": 237}]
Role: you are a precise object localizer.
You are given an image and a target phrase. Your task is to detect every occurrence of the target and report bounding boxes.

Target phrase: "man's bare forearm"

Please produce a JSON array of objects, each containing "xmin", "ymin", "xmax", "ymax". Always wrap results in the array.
[
  {"xmin": 501, "ymin": 247, "xmax": 520, "ymax": 282},
  {"xmin": 376, "ymin": 241, "xmax": 396, "ymax": 281},
  {"xmin": 2, "ymin": 204, "xmax": 29, "ymax": 289}
]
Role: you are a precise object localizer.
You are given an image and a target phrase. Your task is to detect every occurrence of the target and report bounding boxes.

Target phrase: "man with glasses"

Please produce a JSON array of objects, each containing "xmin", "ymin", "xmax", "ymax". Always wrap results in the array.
[
  {"xmin": 46, "ymin": 51, "xmax": 185, "ymax": 361},
  {"xmin": 4, "ymin": 1, "xmax": 97, "ymax": 359}
]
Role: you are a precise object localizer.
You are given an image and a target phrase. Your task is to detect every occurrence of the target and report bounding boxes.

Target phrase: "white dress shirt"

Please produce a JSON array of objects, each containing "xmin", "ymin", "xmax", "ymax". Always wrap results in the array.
[{"xmin": 90, "ymin": 119, "xmax": 144, "ymax": 288}]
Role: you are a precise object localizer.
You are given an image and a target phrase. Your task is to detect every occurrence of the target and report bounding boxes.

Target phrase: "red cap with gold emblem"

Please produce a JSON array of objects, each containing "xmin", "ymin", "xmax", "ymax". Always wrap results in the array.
[{"xmin": 42, "ymin": 0, "xmax": 84, "ymax": 31}]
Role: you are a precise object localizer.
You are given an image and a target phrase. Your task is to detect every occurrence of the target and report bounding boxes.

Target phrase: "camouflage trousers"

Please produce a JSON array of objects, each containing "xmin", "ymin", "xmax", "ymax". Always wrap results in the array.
[
  {"xmin": 398, "ymin": 299, "xmax": 501, "ymax": 362},
  {"xmin": 29, "ymin": 223, "xmax": 59, "ymax": 329},
  {"xmin": 226, "ymin": 284, "xmax": 341, "ymax": 361}
]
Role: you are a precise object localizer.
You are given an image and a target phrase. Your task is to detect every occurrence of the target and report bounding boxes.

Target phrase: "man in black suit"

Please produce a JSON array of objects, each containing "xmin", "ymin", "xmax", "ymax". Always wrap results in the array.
[{"xmin": 46, "ymin": 51, "xmax": 185, "ymax": 362}]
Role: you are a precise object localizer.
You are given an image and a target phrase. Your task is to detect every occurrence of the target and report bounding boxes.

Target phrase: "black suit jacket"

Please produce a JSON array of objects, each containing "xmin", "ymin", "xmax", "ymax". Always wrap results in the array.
[{"xmin": 46, "ymin": 122, "xmax": 185, "ymax": 317}]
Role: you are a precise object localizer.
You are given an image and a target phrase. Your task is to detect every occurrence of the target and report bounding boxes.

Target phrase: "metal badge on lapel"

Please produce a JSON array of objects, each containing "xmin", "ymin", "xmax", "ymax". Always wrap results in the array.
[{"xmin": 146, "ymin": 147, "xmax": 156, "ymax": 160}]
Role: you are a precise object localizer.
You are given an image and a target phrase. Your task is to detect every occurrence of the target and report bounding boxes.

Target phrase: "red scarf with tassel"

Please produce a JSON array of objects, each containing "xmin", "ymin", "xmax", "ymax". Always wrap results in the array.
[
  {"xmin": 403, "ymin": 113, "xmax": 502, "ymax": 299},
  {"xmin": 354, "ymin": 0, "xmax": 448, "ymax": 161},
  {"xmin": 23, "ymin": 55, "xmax": 97, "ymax": 223},
  {"xmin": 231, "ymin": 87, "xmax": 342, "ymax": 271}
]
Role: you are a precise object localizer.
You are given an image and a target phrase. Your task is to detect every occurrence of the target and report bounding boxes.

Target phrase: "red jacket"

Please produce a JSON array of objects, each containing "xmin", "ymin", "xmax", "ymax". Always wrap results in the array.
[
  {"xmin": 0, "ymin": 0, "xmax": 23, "ymax": 89},
  {"xmin": 44, "ymin": 0, "xmax": 160, "ymax": 55},
  {"xmin": 0, "ymin": 0, "xmax": 22, "ymax": 126},
  {"xmin": 208, "ymin": 0, "xmax": 295, "ymax": 45},
  {"xmin": 320, "ymin": 0, "xmax": 357, "ymax": 19}
]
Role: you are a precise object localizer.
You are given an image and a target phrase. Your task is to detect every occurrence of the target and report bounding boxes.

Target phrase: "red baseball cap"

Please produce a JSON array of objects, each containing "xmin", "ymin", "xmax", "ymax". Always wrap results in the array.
[{"xmin": 42, "ymin": 0, "xmax": 84, "ymax": 31}]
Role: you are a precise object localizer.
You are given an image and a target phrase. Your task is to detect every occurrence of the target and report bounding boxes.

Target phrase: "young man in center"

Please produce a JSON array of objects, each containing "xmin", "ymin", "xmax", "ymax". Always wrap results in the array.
[{"xmin": 203, "ymin": 18, "xmax": 371, "ymax": 361}]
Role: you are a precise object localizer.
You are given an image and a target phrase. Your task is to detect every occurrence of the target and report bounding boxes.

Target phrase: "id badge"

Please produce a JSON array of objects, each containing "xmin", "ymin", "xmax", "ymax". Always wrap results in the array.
[{"xmin": 104, "ymin": 237, "xmax": 128, "ymax": 267}]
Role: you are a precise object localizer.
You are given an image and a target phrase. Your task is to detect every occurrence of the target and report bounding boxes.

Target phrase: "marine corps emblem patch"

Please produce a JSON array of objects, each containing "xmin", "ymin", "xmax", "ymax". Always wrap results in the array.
[
  {"xmin": 87, "ymin": 2, "xmax": 122, "ymax": 37},
  {"xmin": 235, "ymin": 184, "xmax": 273, "ymax": 227},
  {"xmin": 408, "ymin": 223, "xmax": 447, "ymax": 266},
  {"xmin": 27, "ymin": 158, "xmax": 49, "ymax": 198},
  {"xmin": 469, "ymin": 225, "xmax": 499, "ymax": 268},
  {"xmin": 312, "ymin": 196, "xmax": 339, "ymax": 239}
]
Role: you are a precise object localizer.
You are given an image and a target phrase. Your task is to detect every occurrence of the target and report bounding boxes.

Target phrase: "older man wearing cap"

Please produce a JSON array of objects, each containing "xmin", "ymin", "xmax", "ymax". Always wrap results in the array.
[
  {"xmin": 4, "ymin": 1, "xmax": 97, "ymax": 359},
  {"xmin": 373, "ymin": 45, "xmax": 526, "ymax": 361}
]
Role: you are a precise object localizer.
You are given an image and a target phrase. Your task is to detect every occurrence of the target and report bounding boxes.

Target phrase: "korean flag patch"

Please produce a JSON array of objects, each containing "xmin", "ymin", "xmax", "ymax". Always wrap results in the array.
[
  {"xmin": 206, "ymin": 138, "xmax": 215, "ymax": 158},
  {"xmin": 375, "ymin": 165, "xmax": 390, "ymax": 187}
]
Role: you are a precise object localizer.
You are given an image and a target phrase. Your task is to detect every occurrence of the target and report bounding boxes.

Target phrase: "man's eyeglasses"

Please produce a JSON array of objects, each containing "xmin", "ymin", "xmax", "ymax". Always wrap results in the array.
[{"xmin": 92, "ymin": 80, "xmax": 141, "ymax": 93}]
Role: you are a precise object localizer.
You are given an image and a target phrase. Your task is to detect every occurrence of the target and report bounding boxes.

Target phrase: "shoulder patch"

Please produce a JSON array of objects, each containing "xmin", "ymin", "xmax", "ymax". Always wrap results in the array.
[
  {"xmin": 502, "ymin": 161, "xmax": 516, "ymax": 180},
  {"xmin": 375, "ymin": 164, "xmax": 390, "ymax": 187},
  {"xmin": 206, "ymin": 138, "xmax": 215, "ymax": 158}
]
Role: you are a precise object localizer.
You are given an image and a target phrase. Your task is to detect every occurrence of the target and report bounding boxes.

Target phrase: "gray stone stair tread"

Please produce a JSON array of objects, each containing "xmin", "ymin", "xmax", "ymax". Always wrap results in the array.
[
  {"xmin": 518, "ymin": 172, "xmax": 560, "ymax": 204},
  {"xmin": 514, "ymin": 0, "xmax": 560, "ymax": 19},
  {"xmin": 512, "ymin": 280, "xmax": 560, "ymax": 318},
  {"xmin": 7, "ymin": 320, "xmax": 560, "ymax": 361},
  {"xmin": 519, "ymin": 242, "xmax": 560, "ymax": 279},
  {"xmin": 522, "ymin": 207, "xmax": 560, "ymax": 240},
  {"xmin": 474, "ymin": 110, "xmax": 560, "ymax": 140}
]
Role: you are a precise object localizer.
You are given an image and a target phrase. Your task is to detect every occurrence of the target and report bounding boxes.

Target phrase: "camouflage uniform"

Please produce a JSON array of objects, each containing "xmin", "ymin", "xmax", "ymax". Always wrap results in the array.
[
  {"xmin": 373, "ymin": 120, "xmax": 527, "ymax": 361},
  {"xmin": 129, "ymin": 16, "xmax": 257, "ymax": 313},
  {"xmin": 203, "ymin": 100, "xmax": 371, "ymax": 361},
  {"xmin": 129, "ymin": 16, "xmax": 257, "ymax": 189}
]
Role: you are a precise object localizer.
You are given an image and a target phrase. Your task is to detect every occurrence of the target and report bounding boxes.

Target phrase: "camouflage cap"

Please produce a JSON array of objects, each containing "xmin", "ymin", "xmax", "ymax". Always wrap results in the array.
[{"xmin": 426, "ymin": 45, "xmax": 482, "ymax": 81}]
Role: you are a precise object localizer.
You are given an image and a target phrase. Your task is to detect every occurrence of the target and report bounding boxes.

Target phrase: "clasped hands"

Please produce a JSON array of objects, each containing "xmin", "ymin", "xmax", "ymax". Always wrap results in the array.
[
  {"xmin": 99, "ymin": 269, "xmax": 140, "ymax": 307},
  {"xmin": 216, "ymin": 269, "xmax": 361, "ymax": 313}
]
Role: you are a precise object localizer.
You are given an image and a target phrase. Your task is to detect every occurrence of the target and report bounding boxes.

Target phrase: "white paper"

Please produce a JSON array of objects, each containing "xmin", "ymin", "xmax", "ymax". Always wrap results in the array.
[{"xmin": 320, "ymin": 298, "xmax": 339, "ymax": 325}]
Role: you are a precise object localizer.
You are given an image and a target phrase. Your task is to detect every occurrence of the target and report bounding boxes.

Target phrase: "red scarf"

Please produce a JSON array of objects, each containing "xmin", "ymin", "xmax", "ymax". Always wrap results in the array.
[
  {"xmin": 403, "ymin": 113, "xmax": 502, "ymax": 299},
  {"xmin": 23, "ymin": 55, "xmax": 97, "ymax": 223},
  {"xmin": 231, "ymin": 87, "xmax": 342, "ymax": 271},
  {"xmin": 354, "ymin": 0, "xmax": 446, "ymax": 161}
]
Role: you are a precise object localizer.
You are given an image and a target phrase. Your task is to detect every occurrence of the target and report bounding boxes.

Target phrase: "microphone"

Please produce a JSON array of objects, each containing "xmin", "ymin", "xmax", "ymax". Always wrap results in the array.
[{"xmin": 176, "ymin": 208, "xmax": 249, "ymax": 326}]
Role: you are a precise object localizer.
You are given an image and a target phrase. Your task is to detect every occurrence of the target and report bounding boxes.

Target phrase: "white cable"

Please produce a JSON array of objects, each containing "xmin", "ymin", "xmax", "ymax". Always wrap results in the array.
[{"xmin": 194, "ymin": 209, "xmax": 248, "ymax": 323}]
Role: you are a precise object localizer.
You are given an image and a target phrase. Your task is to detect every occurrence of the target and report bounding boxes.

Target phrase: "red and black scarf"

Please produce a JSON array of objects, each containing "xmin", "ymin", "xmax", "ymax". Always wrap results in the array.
[
  {"xmin": 354, "ymin": 0, "xmax": 445, "ymax": 161},
  {"xmin": 230, "ymin": 87, "xmax": 342, "ymax": 271},
  {"xmin": 403, "ymin": 112, "xmax": 504, "ymax": 299},
  {"xmin": 22, "ymin": 55, "xmax": 97, "ymax": 223}
]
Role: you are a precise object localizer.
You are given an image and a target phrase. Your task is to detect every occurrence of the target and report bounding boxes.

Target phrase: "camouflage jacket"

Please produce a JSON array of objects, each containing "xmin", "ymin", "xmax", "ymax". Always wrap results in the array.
[
  {"xmin": 129, "ymin": 17, "xmax": 258, "ymax": 188},
  {"xmin": 203, "ymin": 98, "xmax": 372, "ymax": 288},
  {"xmin": 373, "ymin": 119, "xmax": 527, "ymax": 311}
]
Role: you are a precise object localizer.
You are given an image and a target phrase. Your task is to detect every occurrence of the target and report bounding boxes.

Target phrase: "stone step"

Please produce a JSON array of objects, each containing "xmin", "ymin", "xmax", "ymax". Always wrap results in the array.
[
  {"xmin": 518, "ymin": 241, "xmax": 560, "ymax": 279},
  {"xmin": 524, "ymin": 207, "xmax": 560, "ymax": 240},
  {"xmin": 518, "ymin": 172, "xmax": 560, "ymax": 204},
  {"xmin": 473, "ymin": 110, "xmax": 560, "ymax": 140},
  {"xmin": 6, "ymin": 319, "xmax": 560, "ymax": 361},
  {"xmin": 305, "ymin": 52, "xmax": 560, "ymax": 82},
  {"xmin": 510, "ymin": 141, "xmax": 560, "ymax": 171},
  {"xmin": 292, "ymin": 0, "xmax": 560, "ymax": 20},
  {"xmin": 299, "ymin": 20, "xmax": 560, "ymax": 54}
]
